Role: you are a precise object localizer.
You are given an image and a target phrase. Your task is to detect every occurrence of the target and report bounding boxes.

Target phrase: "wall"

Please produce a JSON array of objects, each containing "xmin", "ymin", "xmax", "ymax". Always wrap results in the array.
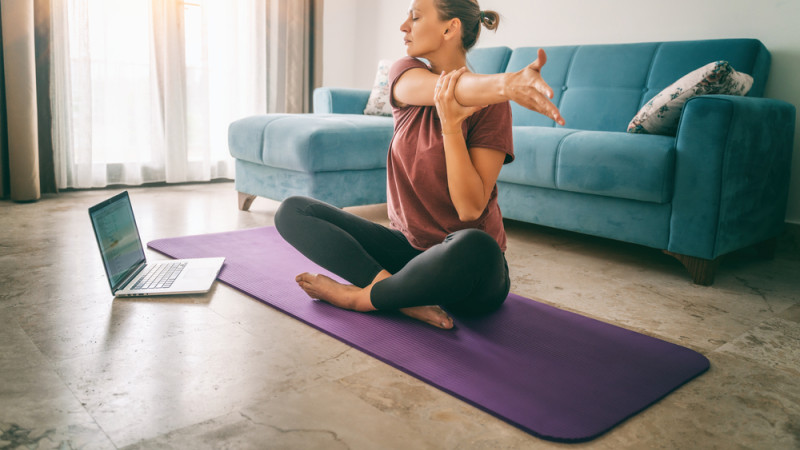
[{"xmin": 321, "ymin": 0, "xmax": 800, "ymax": 224}]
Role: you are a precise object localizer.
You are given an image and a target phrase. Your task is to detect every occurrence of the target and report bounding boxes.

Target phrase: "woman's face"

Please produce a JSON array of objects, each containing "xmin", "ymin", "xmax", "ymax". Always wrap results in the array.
[{"xmin": 400, "ymin": 0, "xmax": 449, "ymax": 58}]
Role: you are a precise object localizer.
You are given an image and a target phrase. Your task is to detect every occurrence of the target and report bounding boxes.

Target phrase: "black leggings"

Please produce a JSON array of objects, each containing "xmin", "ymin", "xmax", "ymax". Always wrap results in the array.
[{"xmin": 274, "ymin": 196, "xmax": 510, "ymax": 316}]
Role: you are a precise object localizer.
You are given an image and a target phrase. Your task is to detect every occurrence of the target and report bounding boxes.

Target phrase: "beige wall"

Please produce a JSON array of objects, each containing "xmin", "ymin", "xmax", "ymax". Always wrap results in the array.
[{"xmin": 322, "ymin": 0, "xmax": 800, "ymax": 224}]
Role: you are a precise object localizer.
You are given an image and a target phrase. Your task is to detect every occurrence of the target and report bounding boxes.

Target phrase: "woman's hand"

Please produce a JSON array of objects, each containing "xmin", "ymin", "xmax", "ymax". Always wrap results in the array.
[
  {"xmin": 434, "ymin": 67, "xmax": 485, "ymax": 134},
  {"xmin": 503, "ymin": 48, "xmax": 566, "ymax": 126}
]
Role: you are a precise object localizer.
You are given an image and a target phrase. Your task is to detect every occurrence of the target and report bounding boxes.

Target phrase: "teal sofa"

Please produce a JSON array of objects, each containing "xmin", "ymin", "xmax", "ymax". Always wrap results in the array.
[{"xmin": 228, "ymin": 38, "xmax": 796, "ymax": 285}]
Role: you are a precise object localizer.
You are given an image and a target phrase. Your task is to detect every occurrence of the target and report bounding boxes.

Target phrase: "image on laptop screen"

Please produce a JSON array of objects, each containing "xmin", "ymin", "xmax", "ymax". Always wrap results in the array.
[{"xmin": 90, "ymin": 193, "xmax": 146, "ymax": 289}]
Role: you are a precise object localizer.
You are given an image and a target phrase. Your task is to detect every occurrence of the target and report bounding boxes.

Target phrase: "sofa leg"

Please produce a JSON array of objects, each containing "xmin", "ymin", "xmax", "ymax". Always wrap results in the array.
[
  {"xmin": 238, "ymin": 192, "xmax": 257, "ymax": 211},
  {"xmin": 663, "ymin": 251, "xmax": 720, "ymax": 286}
]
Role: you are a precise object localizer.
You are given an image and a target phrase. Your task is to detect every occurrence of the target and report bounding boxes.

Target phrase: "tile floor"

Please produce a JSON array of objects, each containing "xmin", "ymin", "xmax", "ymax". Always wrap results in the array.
[{"xmin": 1, "ymin": 182, "xmax": 798, "ymax": 449}]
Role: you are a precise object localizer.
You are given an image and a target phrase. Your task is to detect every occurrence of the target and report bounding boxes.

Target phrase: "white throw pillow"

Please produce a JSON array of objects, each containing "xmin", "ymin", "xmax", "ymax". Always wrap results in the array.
[
  {"xmin": 627, "ymin": 61, "xmax": 754, "ymax": 136},
  {"xmin": 363, "ymin": 59, "xmax": 393, "ymax": 117}
]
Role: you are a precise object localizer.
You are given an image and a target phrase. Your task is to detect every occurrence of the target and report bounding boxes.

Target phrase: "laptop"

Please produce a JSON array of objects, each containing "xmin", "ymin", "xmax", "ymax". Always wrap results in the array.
[{"xmin": 89, "ymin": 191, "xmax": 225, "ymax": 297}]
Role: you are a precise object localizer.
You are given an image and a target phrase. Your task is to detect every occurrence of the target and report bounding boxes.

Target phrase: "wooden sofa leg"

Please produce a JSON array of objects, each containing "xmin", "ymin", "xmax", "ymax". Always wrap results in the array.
[
  {"xmin": 663, "ymin": 251, "xmax": 720, "ymax": 286},
  {"xmin": 238, "ymin": 192, "xmax": 257, "ymax": 211}
]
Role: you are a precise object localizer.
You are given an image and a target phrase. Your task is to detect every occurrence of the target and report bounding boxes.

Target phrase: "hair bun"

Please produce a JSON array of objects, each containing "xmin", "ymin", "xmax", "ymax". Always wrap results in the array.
[{"xmin": 480, "ymin": 10, "xmax": 499, "ymax": 31}]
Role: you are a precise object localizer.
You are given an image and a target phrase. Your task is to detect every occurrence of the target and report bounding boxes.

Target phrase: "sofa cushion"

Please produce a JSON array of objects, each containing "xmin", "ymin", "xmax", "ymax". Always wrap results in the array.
[
  {"xmin": 506, "ymin": 44, "xmax": 660, "ymax": 131},
  {"xmin": 499, "ymin": 128, "xmax": 676, "ymax": 204},
  {"xmin": 363, "ymin": 59, "xmax": 393, "ymax": 117},
  {"xmin": 228, "ymin": 114, "xmax": 393, "ymax": 172},
  {"xmin": 560, "ymin": 43, "xmax": 659, "ymax": 132},
  {"xmin": 627, "ymin": 61, "xmax": 754, "ymax": 136},
  {"xmin": 467, "ymin": 46, "xmax": 512, "ymax": 75},
  {"xmin": 556, "ymin": 131, "xmax": 676, "ymax": 204},
  {"xmin": 498, "ymin": 128, "xmax": 577, "ymax": 188}
]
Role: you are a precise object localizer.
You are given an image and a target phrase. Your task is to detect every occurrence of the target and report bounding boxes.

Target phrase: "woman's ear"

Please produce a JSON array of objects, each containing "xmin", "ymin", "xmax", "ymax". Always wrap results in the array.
[{"xmin": 443, "ymin": 18, "xmax": 461, "ymax": 40}]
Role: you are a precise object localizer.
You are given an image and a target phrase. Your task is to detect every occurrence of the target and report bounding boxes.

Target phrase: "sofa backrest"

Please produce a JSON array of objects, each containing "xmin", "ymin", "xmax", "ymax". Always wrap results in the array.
[{"xmin": 467, "ymin": 39, "xmax": 771, "ymax": 131}]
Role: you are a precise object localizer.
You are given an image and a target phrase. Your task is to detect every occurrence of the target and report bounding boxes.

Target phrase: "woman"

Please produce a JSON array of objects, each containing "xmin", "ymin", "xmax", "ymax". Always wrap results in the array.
[{"xmin": 275, "ymin": 0, "xmax": 564, "ymax": 329}]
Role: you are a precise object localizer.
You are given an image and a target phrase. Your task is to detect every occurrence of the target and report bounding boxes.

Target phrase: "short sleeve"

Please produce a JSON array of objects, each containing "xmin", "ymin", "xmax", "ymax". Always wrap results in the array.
[
  {"xmin": 466, "ymin": 102, "xmax": 514, "ymax": 164},
  {"xmin": 388, "ymin": 57, "xmax": 430, "ymax": 109}
]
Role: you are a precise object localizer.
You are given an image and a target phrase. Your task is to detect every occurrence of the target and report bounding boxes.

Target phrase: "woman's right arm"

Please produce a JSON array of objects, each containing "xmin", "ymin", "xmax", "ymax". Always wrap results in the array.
[{"xmin": 393, "ymin": 49, "xmax": 565, "ymax": 126}]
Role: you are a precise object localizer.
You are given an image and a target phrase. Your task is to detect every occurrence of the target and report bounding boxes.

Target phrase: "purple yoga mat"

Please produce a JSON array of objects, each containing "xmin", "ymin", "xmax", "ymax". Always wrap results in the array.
[{"xmin": 148, "ymin": 226, "xmax": 709, "ymax": 442}]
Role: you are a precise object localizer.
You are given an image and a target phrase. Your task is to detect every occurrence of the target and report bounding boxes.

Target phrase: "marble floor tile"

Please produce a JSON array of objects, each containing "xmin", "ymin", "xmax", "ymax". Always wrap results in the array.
[
  {"xmin": 0, "ymin": 314, "xmax": 50, "ymax": 370},
  {"xmin": 717, "ymin": 317, "xmax": 800, "ymax": 376},
  {"xmin": 0, "ymin": 365, "xmax": 114, "ymax": 449},
  {"xmin": 778, "ymin": 303, "xmax": 800, "ymax": 323},
  {"xmin": 52, "ymin": 321, "xmax": 297, "ymax": 448},
  {"xmin": 120, "ymin": 408, "xmax": 349, "ymax": 450},
  {"xmin": 122, "ymin": 381, "xmax": 436, "ymax": 450},
  {"xmin": 15, "ymin": 293, "xmax": 232, "ymax": 362}
]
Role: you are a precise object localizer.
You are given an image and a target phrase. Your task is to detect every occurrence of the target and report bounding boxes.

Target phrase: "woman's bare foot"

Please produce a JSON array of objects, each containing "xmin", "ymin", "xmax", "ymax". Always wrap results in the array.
[
  {"xmin": 399, "ymin": 305, "xmax": 454, "ymax": 330},
  {"xmin": 295, "ymin": 271, "xmax": 454, "ymax": 330},
  {"xmin": 295, "ymin": 273, "xmax": 374, "ymax": 311}
]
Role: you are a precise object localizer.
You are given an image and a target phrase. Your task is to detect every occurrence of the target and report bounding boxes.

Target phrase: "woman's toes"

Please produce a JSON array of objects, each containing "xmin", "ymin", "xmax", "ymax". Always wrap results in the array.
[
  {"xmin": 430, "ymin": 306, "xmax": 454, "ymax": 329},
  {"xmin": 399, "ymin": 306, "xmax": 455, "ymax": 330},
  {"xmin": 296, "ymin": 272, "xmax": 316, "ymax": 283},
  {"xmin": 436, "ymin": 316, "xmax": 454, "ymax": 329}
]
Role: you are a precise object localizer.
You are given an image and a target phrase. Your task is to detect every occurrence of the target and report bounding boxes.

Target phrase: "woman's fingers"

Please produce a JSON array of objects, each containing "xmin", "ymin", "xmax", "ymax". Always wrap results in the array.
[
  {"xmin": 513, "ymin": 85, "xmax": 564, "ymax": 124},
  {"xmin": 442, "ymin": 70, "xmax": 453, "ymax": 95},
  {"xmin": 530, "ymin": 89, "xmax": 563, "ymax": 124},
  {"xmin": 443, "ymin": 69, "xmax": 461, "ymax": 91},
  {"xmin": 536, "ymin": 77, "xmax": 555, "ymax": 99},
  {"xmin": 435, "ymin": 69, "xmax": 457, "ymax": 105},
  {"xmin": 435, "ymin": 67, "xmax": 486, "ymax": 129},
  {"xmin": 518, "ymin": 49, "xmax": 565, "ymax": 124},
  {"xmin": 536, "ymin": 94, "xmax": 565, "ymax": 125},
  {"xmin": 508, "ymin": 79, "xmax": 564, "ymax": 125},
  {"xmin": 437, "ymin": 67, "xmax": 467, "ymax": 102},
  {"xmin": 448, "ymin": 67, "xmax": 467, "ymax": 84},
  {"xmin": 521, "ymin": 59, "xmax": 554, "ymax": 99},
  {"xmin": 434, "ymin": 71, "xmax": 445, "ymax": 98},
  {"xmin": 527, "ymin": 48, "xmax": 548, "ymax": 72},
  {"xmin": 444, "ymin": 69, "xmax": 458, "ymax": 95}
]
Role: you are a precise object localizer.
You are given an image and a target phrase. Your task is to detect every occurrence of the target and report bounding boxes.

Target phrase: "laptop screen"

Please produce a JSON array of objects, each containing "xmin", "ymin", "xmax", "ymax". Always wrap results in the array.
[{"xmin": 89, "ymin": 191, "xmax": 146, "ymax": 291}]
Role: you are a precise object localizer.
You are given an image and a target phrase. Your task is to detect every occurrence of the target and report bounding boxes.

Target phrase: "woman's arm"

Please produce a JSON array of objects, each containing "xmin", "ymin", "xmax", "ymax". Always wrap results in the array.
[
  {"xmin": 395, "ymin": 49, "xmax": 565, "ymax": 126},
  {"xmin": 434, "ymin": 68, "xmax": 507, "ymax": 222}
]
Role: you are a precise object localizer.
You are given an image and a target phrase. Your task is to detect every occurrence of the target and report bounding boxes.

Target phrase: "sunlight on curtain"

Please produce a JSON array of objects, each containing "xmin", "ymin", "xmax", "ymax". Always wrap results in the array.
[{"xmin": 51, "ymin": 0, "xmax": 266, "ymax": 188}]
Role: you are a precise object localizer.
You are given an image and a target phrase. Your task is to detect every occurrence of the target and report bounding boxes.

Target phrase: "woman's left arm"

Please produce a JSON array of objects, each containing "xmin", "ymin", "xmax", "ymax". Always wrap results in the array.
[{"xmin": 435, "ymin": 68, "xmax": 507, "ymax": 222}]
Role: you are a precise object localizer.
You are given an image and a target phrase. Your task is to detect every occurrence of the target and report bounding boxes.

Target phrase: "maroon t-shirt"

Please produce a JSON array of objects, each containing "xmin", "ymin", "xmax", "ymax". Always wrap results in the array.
[{"xmin": 387, "ymin": 56, "xmax": 514, "ymax": 251}]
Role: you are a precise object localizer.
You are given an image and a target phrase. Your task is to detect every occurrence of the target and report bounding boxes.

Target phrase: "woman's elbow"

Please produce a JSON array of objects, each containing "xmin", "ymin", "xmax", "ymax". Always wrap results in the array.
[{"xmin": 457, "ymin": 207, "xmax": 483, "ymax": 223}]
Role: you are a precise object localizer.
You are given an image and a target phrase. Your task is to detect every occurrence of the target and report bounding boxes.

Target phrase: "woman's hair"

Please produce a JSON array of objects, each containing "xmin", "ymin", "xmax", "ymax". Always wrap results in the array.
[{"xmin": 433, "ymin": 0, "xmax": 499, "ymax": 51}]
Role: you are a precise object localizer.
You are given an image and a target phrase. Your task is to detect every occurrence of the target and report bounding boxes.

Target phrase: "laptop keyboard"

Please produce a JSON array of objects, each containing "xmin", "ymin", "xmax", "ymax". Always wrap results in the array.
[{"xmin": 132, "ymin": 261, "xmax": 187, "ymax": 290}]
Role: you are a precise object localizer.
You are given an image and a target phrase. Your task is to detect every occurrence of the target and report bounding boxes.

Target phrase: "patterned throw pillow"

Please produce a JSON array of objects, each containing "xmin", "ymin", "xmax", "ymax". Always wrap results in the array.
[
  {"xmin": 363, "ymin": 59, "xmax": 393, "ymax": 116},
  {"xmin": 627, "ymin": 61, "xmax": 753, "ymax": 136}
]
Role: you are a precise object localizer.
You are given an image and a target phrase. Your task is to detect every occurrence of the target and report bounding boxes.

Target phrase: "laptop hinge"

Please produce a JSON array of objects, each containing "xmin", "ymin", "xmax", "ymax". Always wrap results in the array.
[{"xmin": 115, "ymin": 263, "xmax": 147, "ymax": 293}]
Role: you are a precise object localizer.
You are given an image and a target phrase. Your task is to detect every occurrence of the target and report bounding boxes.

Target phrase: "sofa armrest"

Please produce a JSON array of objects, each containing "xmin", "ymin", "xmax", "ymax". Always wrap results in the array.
[
  {"xmin": 669, "ymin": 94, "xmax": 796, "ymax": 259},
  {"xmin": 313, "ymin": 87, "xmax": 371, "ymax": 114}
]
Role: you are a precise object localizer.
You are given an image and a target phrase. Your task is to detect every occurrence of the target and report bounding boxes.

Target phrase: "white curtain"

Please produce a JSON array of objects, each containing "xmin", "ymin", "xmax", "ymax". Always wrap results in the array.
[
  {"xmin": 266, "ymin": 0, "xmax": 315, "ymax": 114},
  {"xmin": 50, "ymin": 0, "xmax": 268, "ymax": 188}
]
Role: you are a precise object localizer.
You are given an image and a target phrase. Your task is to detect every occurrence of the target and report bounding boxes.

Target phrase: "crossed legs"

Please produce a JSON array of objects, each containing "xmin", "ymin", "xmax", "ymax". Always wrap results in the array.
[{"xmin": 275, "ymin": 196, "xmax": 509, "ymax": 329}]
